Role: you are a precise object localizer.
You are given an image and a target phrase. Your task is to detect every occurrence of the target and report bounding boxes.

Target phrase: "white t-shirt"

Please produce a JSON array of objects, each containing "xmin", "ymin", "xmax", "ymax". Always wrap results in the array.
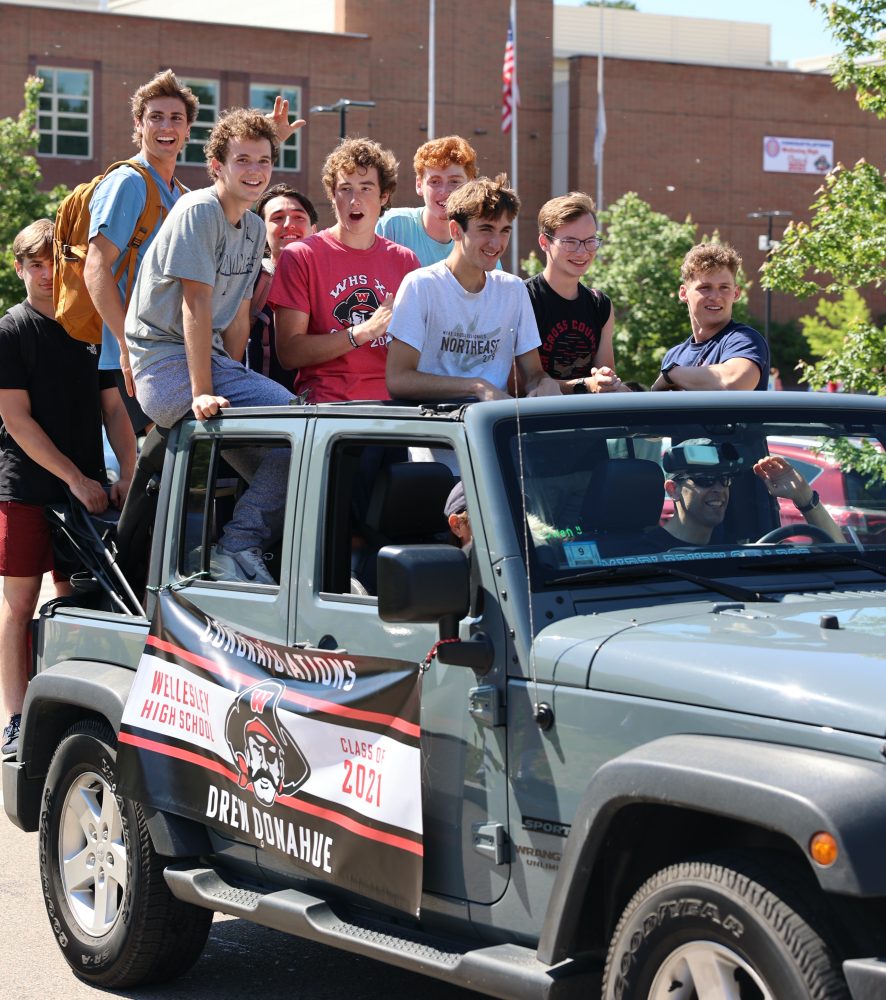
[{"xmin": 389, "ymin": 261, "xmax": 541, "ymax": 391}]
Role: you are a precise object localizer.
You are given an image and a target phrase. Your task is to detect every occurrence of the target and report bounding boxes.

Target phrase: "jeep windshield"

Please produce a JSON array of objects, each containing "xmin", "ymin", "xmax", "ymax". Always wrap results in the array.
[{"xmin": 492, "ymin": 397, "xmax": 886, "ymax": 587}]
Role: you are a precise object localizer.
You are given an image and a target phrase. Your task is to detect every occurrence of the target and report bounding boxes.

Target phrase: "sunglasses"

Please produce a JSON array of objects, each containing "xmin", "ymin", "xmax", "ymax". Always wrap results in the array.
[{"xmin": 677, "ymin": 473, "xmax": 734, "ymax": 489}]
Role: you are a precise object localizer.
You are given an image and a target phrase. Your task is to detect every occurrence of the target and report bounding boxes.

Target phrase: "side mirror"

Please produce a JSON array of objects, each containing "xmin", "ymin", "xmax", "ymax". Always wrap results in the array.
[
  {"xmin": 377, "ymin": 545, "xmax": 469, "ymax": 635},
  {"xmin": 377, "ymin": 545, "xmax": 495, "ymax": 675},
  {"xmin": 377, "ymin": 545, "xmax": 493, "ymax": 674}
]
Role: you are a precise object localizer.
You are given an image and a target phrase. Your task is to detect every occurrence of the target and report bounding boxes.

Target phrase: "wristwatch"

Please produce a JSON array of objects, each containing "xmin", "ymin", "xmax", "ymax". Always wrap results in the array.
[
  {"xmin": 573, "ymin": 378, "xmax": 590, "ymax": 394},
  {"xmin": 660, "ymin": 361, "xmax": 679, "ymax": 385},
  {"xmin": 794, "ymin": 490, "xmax": 820, "ymax": 514}
]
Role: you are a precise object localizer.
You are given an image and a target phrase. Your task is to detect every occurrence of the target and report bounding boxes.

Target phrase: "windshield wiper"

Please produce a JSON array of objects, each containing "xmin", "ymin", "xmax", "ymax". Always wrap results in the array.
[
  {"xmin": 550, "ymin": 563, "xmax": 775, "ymax": 603},
  {"xmin": 751, "ymin": 549, "xmax": 886, "ymax": 580}
]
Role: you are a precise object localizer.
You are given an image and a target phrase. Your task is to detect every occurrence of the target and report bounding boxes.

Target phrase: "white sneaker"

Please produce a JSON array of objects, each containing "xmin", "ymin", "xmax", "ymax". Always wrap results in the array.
[{"xmin": 210, "ymin": 544, "xmax": 275, "ymax": 585}]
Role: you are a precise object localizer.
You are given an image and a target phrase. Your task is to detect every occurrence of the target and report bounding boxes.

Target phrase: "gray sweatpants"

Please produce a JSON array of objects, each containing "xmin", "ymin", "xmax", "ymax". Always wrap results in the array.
[{"xmin": 134, "ymin": 354, "xmax": 295, "ymax": 554}]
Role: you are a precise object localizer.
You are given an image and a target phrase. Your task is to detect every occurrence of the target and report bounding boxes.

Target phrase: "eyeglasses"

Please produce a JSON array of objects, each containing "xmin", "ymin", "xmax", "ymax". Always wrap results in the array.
[
  {"xmin": 543, "ymin": 233, "xmax": 604, "ymax": 252},
  {"xmin": 677, "ymin": 473, "xmax": 734, "ymax": 489}
]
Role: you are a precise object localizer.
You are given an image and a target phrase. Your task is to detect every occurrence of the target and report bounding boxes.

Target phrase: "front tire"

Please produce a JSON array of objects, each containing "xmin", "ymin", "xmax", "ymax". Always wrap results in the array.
[
  {"xmin": 39, "ymin": 719, "xmax": 212, "ymax": 987},
  {"xmin": 602, "ymin": 855, "xmax": 849, "ymax": 1000}
]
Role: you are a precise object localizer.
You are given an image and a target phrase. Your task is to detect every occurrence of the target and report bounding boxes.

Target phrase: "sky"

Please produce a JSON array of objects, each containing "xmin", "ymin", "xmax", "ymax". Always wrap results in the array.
[{"xmin": 555, "ymin": 1, "xmax": 838, "ymax": 65}]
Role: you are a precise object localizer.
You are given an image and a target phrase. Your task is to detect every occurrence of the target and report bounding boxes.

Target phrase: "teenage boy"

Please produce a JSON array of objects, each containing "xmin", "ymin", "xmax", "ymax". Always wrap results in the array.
[
  {"xmin": 525, "ymin": 192, "xmax": 625, "ymax": 394},
  {"xmin": 0, "ymin": 220, "xmax": 126, "ymax": 756},
  {"xmin": 87, "ymin": 74, "xmax": 302, "ymax": 427},
  {"xmin": 125, "ymin": 109, "xmax": 299, "ymax": 585},
  {"xmin": 245, "ymin": 184, "xmax": 318, "ymax": 386},
  {"xmin": 386, "ymin": 174, "xmax": 559, "ymax": 401},
  {"xmin": 255, "ymin": 183, "xmax": 318, "ymax": 259},
  {"xmin": 652, "ymin": 243, "xmax": 769, "ymax": 391},
  {"xmin": 270, "ymin": 137, "xmax": 419, "ymax": 402},
  {"xmin": 376, "ymin": 135, "xmax": 477, "ymax": 266},
  {"xmin": 85, "ymin": 69, "xmax": 200, "ymax": 434}
]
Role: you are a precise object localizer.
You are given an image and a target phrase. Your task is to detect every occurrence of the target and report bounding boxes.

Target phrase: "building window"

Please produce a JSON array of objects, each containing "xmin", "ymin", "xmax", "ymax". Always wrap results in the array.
[
  {"xmin": 179, "ymin": 78, "xmax": 219, "ymax": 165},
  {"xmin": 250, "ymin": 83, "xmax": 302, "ymax": 172},
  {"xmin": 36, "ymin": 67, "xmax": 92, "ymax": 159}
]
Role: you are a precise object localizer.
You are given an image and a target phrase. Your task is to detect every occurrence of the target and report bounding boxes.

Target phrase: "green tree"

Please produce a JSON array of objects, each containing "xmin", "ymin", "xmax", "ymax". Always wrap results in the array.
[
  {"xmin": 762, "ymin": 161, "xmax": 886, "ymax": 299},
  {"xmin": 752, "ymin": 316, "xmax": 807, "ymax": 386},
  {"xmin": 588, "ymin": 194, "xmax": 696, "ymax": 385},
  {"xmin": 523, "ymin": 192, "xmax": 749, "ymax": 386},
  {"xmin": 763, "ymin": 1, "xmax": 886, "ymax": 479},
  {"xmin": 800, "ymin": 288, "xmax": 871, "ymax": 360},
  {"xmin": 0, "ymin": 76, "xmax": 67, "ymax": 313},
  {"xmin": 762, "ymin": 2, "xmax": 886, "ymax": 398},
  {"xmin": 813, "ymin": 0, "xmax": 886, "ymax": 117},
  {"xmin": 762, "ymin": 161, "xmax": 886, "ymax": 395}
]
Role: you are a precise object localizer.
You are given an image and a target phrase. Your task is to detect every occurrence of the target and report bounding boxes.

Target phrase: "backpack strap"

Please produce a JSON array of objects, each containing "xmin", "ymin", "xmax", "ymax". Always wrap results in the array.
[{"xmin": 110, "ymin": 159, "xmax": 178, "ymax": 309}]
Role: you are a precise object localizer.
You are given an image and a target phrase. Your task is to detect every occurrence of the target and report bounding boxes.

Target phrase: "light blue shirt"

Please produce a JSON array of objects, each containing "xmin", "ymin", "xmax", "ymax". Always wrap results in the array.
[
  {"xmin": 89, "ymin": 156, "xmax": 184, "ymax": 369},
  {"xmin": 376, "ymin": 207, "xmax": 453, "ymax": 267},
  {"xmin": 376, "ymin": 206, "xmax": 504, "ymax": 271}
]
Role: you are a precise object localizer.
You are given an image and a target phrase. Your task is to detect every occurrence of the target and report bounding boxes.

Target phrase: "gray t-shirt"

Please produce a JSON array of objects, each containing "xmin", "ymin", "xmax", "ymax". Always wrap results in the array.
[{"xmin": 125, "ymin": 187, "xmax": 265, "ymax": 375}]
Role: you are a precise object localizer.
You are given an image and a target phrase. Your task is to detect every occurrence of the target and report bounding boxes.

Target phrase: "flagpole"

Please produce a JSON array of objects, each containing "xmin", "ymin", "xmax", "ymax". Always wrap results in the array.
[
  {"xmin": 510, "ymin": 0, "xmax": 519, "ymax": 274},
  {"xmin": 428, "ymin": 0, "xmax": 436, "ymax": 139}
]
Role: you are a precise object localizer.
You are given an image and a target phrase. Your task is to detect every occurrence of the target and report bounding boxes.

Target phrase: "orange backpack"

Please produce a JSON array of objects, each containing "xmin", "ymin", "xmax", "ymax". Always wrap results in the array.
[{"xmin": 52, "ymin": 159, "xmax": 185, "ymax": 344}]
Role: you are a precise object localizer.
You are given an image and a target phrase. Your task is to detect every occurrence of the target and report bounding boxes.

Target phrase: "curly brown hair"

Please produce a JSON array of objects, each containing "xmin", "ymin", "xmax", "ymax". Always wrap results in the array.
[
  {"xmin": 130, "ymin": 69, "xmax": 199, "ymax": 145},
  {"xmin": 321, "ymin": 137, "xmax": 398, "ymax": 215},
  {"xmin": 680, "ymin": 243, "xmax": 742, "ymax": 283},
  {"xmin": 204, "ymin": 108, "xmax": 280, "ymax": 181}
]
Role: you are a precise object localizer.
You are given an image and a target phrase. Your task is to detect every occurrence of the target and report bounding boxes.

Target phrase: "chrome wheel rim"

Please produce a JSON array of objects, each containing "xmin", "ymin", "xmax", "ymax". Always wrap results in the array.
[
  {"xmin": 648, "ymin": 941, "xmax": 773, "ymax": 1000},
  {"xmin": 58, "ymin": 769, "xmax": 127, "ymax": 936}
]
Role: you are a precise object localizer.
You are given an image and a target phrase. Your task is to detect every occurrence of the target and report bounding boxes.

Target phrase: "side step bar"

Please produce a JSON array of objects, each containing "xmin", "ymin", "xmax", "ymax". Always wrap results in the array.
[{"xmin": 164, "ymin": 864, "xmax": 600, "ymax": 1000}]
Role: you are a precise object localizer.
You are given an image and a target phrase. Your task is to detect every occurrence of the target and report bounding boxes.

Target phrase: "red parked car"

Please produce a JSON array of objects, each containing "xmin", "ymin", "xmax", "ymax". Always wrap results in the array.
[{"xmin": 767, "ymin": 436, "xmax": 886, "ymax": 542}]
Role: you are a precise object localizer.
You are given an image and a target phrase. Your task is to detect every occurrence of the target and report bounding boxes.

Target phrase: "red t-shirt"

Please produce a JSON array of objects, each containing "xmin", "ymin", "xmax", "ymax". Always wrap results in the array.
[{"xmin": 269, "ymin": 230, "xmax": 419, "ymax": 403}]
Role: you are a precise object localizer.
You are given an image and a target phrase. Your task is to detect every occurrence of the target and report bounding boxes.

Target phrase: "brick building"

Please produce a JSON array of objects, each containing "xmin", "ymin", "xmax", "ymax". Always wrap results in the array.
[
  {"xmin": 1, "ymin": 0, "xmax": 883, "ymax": 322},
  {"xmin": 1, "ymin": 0, "xmax": 551, "ymax": 258},
  {"xmin": 556, "ymin": 4, "xmax": 886, "ymax": 322}
]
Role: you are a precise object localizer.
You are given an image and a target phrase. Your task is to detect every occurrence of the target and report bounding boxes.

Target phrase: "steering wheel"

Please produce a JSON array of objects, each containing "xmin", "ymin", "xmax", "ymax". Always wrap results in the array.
[{"xmin": 755, "ymin": 524, "xmax": 836, "ymax": 544}]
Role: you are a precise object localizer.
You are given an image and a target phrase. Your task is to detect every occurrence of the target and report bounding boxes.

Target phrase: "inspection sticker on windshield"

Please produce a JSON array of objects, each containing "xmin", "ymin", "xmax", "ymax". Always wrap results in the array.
[{"xmin": 564, "ymin": 540, "xmax": 604, "ymax": 566}]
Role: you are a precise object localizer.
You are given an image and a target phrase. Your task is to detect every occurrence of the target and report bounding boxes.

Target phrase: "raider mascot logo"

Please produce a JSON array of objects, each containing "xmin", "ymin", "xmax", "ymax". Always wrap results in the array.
[
  {"xmin": 333, "ymin": 287, "xmax": 380, "ymax": 329},
  {"xmin": 224, "ymin": 680, "xmax": 310, "ymax": 807}
]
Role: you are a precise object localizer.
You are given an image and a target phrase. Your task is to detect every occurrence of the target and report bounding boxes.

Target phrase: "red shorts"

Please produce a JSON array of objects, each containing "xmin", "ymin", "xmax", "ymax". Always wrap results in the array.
[{"xmin": 0, "ymin": 501, "xmax": 65, "ymax": 582}]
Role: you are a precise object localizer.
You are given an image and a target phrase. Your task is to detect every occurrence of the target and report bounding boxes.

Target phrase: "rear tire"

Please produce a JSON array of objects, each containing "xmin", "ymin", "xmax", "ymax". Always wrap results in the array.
[
  {"xmin": 39, "ymin": 719, "xmax": 212, "ymax": 987},
  {"xmin": 602, "ymin": 854, "xmax": 849, "ymax": 1000}
]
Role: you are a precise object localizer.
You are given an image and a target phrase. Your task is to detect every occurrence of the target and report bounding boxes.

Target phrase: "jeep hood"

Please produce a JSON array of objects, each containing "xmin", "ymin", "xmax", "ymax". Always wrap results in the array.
[{"xmin": 534, "ymin": 594, "xmax": 886, "ymax": 737}]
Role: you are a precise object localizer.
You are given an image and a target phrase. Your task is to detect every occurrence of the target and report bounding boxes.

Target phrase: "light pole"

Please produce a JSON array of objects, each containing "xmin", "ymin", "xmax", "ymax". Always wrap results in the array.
[
  {"xmin": 747, "ymin": 209, "xmax": 792, "ymax": 345},
  {"xmin": 309, "ymin": 99, "xmax": 376, "ymax": 141}
]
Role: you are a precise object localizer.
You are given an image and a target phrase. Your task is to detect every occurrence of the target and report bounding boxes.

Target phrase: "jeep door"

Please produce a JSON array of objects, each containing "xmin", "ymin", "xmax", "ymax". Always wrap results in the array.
[{"xmin": 288, "ymin": 417, "xmax": 510, "ymax": 907}]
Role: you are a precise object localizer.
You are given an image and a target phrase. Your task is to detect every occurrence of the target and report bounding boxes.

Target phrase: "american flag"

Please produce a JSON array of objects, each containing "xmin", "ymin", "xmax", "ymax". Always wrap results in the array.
[{"xmin": 501, "ymin": 19, "xmax": 518, "ymax": 133}]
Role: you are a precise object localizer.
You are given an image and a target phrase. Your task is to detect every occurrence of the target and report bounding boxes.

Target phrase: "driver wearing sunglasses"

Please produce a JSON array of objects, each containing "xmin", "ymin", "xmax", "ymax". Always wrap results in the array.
[{"xmin": 660, "ymin": 439, "xmax": 842, "ymax": 546}]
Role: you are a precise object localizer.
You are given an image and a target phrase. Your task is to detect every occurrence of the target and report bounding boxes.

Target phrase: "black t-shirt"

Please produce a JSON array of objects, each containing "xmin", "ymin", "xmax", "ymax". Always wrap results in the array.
[
  {"xmin": 524, "ymin": 273, "xmax": 613, "ymax": 380},
  {"xmin": 0, "ymin": 301, "xmax": 105, "ymax": 504}
]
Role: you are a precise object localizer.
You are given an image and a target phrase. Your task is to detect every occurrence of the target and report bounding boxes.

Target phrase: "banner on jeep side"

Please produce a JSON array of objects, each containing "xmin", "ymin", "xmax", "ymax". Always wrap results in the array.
[{"xmin": 117, "ymin": 591, "xmax": 423, "ymax": 916}]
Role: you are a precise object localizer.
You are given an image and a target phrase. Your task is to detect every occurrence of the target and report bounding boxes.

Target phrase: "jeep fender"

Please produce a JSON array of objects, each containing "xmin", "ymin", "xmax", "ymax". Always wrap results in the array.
[
  {"xmin": 4, "ymin": 660, "xmax": 134, "ymax": 832},
  {"xmin": 8, "ymin": 660, "xmax": 212, "ymax": 856},
  {"xmin": 20, "ymin": 659, "xmax": 134, "ymax": 762},
  {"xmin": 537, "ymin": 734, "xmax": 886, "ymax": 965}
]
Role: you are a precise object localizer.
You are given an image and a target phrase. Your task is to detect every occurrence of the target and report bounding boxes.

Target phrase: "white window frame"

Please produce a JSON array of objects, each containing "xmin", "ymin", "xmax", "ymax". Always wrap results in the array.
[
  {"xmin": 36, "ymin": 66, "xmax": 92, "ymax": 159},
  {"xmin": 249, "ymin": 82, "xmax": 302, "ymax": 172},
  {"xmin": 179, "ymin": 77, "xmax": 219, "ymax": 165}
]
